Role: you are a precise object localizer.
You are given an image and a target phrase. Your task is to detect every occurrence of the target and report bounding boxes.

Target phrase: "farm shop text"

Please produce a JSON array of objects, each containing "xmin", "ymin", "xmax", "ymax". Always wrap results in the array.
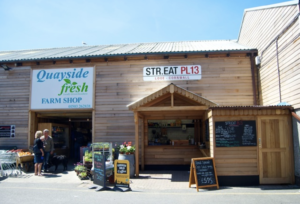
[{"xmin": 41, "ymin": 97, "xmax": 90, "ymax": 108}]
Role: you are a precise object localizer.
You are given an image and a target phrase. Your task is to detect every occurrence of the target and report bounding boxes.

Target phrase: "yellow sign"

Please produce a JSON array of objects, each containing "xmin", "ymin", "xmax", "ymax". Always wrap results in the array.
[{"xmin": 114, "ymin": 160, "xmax": 130, "ymax": 187}]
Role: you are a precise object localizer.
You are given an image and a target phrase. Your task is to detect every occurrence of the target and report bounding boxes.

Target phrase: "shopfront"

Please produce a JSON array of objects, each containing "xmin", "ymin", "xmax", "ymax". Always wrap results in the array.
[
  {"xmin": 0, "ymin": 40, "xmax": 295, "ymax": 185},
  {"xmin": 28, "ymin": 67, "xmax": 95, "ymax": 159},
  {"xmin": 128, "ymin": 83, "xmax": 294, "ymax": 185}
]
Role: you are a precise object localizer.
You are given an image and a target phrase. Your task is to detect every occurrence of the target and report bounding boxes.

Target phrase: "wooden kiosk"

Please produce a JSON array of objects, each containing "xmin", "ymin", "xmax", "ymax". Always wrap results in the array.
[
  {"xmin": 127, "ymin": 83, "xmax": 218, "ymax": 176},
  {"xmin": 129, "ymin": 84, "xmax": 294, "ymax": 185}
]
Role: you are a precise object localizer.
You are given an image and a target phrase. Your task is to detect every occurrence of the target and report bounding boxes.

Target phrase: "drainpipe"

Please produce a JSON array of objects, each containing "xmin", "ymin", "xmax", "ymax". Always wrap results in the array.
[
  {"xmin": 275, "ymin": 38, "xmax": 282, "ymax": 103},
  {"xmin": 250, "ymin": 53, "xmax": 258, "ymax": 105}
]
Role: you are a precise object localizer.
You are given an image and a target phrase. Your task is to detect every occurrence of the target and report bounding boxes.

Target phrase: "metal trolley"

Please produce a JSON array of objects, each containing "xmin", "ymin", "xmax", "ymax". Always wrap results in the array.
[{"xmin": 0, "ymin": 151, "xmax": 22, "ymax": 177}]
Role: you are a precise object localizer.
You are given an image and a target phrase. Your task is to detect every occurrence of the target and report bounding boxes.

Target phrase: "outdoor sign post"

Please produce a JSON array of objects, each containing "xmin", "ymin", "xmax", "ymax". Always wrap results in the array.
[
  {"xmin": 189, "ymin": 157, "xmax": 219, "ymax": 192},
  {"xmin": 113, "ymin": 160, "xmax": 131, "ymax": 192},
  {"xmin": 89, "ymin": 153, "xmax": 112, "ymax": 191}
]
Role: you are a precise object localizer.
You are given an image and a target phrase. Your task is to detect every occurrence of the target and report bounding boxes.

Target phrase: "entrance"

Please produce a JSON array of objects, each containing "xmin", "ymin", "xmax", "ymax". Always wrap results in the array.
[
  {"xmin": 258, "ymin": 116, "xmax": 294, "ymax": 184},
  {"xmin": 29, "ymin": 111, "xmax": 93, "ymax": 162}
]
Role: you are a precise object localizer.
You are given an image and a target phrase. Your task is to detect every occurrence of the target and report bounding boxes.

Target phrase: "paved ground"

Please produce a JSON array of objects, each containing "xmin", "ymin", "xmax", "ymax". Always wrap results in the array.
[{"xmin": 0, "ymin": 163, "xmax": 299, "ymax": 204}]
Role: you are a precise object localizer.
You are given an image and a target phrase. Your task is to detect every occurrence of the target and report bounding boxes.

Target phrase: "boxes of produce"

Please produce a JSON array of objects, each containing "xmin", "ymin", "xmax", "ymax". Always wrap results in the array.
[{"xmin": 17, "ymin": 152, "xmax": 34, "ymax": 163}]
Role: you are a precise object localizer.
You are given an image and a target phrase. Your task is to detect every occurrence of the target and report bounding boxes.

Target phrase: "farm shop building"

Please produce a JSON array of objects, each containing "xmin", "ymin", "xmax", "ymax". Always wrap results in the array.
[{"xmin": 0, "ymin": 39, "xmax": 295, "ymax": 185}]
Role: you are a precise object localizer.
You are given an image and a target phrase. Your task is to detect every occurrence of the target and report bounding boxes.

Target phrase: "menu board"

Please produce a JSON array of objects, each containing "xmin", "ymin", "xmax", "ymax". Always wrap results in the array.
[
  {"xmin": 194, "ymin": 159, "xmax": 217, "ymax": 186},
  {"xmin": 215, "ymin": 121, "xmax": 257, "ymax": 147},
  {"xmin": 93, "ymin": 153, "xmax": 105, "ymax": 186},
  {"xmin": 0, "ymin": 125, "xmax": 15, "ymax": 138},
  {"xmin": 189, "ymin": 158, "xmax": 219, "ymax": 191}
]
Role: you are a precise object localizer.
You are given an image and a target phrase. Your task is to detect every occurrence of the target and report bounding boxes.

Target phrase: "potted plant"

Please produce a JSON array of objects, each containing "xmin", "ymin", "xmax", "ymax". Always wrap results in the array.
[
  {"xmin": 74, "ymin": 164, "xmax": 86, "ymax": 175},
  {"xmin": 118, "ymin": 141, "xmax": 135, "ymax": 155},
  {"xmin": 117, "ymin": 141, "xmax": 135, "ymax": 178},
  {"xmin": 78, "ymin": 171, "xmax": 89, "ymax": 180}
]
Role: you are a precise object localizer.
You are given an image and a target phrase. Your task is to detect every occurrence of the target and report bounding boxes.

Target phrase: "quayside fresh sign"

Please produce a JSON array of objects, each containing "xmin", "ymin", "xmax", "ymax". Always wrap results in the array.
[
  {"xmin": 143, "ymin": 65, "xmax": 201, "ymax": 81},
  {"xmin": 31, "ymin": 67, "xmax": 94, "ymax": 109}
]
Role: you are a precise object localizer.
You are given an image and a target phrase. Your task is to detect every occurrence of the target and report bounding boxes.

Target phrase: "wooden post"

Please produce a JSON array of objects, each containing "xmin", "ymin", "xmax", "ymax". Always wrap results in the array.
[
  {"xmin": 141, "ymin": 116, "xmax": 145, "ymax": 171},
  {"xmin": 134, "ymin": 111, "xmax": 139, "ymax": 177},
  {"xmin": 170, "ymin": 84, "xmax": 174, "ymax": 107}
]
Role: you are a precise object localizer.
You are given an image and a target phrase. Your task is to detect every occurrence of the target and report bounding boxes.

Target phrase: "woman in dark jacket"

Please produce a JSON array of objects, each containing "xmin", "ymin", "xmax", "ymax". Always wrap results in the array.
[{"xmin": 34, "ymin": 130, "xmax": 44, "ymax": 176}]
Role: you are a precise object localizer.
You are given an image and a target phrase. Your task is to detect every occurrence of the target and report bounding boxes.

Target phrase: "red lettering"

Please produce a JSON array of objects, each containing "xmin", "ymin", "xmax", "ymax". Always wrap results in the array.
[
  {"xmin": 186, "ymin": 67, "xmax": 190, "ymax": 74},
  {"xmin": 181, "ymin": 66, "xmax": 187, "ymax": 74},
  {"xmin": 194, "ymin": 66, "xmax": 199, "ymax": 74}
]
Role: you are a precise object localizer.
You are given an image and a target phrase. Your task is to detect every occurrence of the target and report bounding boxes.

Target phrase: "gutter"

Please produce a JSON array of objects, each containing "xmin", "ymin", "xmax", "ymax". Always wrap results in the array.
[
  {"xmin": 249, "ymin": 52, "xmax": 258, "ymax": 105},
  {"xmin": 0, "ymin": 49, "xmax": 257, "ymax": 64}
]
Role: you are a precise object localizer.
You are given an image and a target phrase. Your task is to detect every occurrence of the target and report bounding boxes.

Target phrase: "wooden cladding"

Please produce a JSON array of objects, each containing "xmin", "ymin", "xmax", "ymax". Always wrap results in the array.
[
  {"xmin": 145, "ymin": 146, "xmax": 203, "ymax": 165},
  {"xmin": 94, "ymin": 57, "xmax": 253, "ymax": 145},
  {"xmin": 215, "ymin": 147, "xmax": 258, "ymax": 176},
  {"xmin": 0, "ymin": 67, "xmax": 31, "ymax": 148}
]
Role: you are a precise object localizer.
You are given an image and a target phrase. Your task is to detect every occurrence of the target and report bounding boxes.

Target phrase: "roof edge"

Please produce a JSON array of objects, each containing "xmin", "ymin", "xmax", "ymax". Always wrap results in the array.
[
  {"xmin": 209, "ymin": 105, "xmax": 293, "ymax": 110},
  {"xmin": 0, "ymin": 49, "xmax": 258, "ymax": 63},
  {"xmin": 238, "ymin": 0, "xmax": 299, "ymax": 42}
]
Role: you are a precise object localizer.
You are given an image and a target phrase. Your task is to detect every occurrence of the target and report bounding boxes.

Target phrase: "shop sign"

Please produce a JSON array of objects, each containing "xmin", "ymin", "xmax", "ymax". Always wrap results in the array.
[
  {"xmin": 0, "ymin": 125, "xmax": 15, "ymax": 138},
  {"xmin": 143, "ymin": 65, "xmax": 201, "ymax": 81},
  {"xmin": 31, "ymin": 67, "xmax": 94, "ymax": 109}
]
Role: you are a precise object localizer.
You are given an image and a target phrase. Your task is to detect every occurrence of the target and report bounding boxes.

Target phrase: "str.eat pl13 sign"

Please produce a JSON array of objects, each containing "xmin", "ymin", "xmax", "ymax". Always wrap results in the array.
[{"xmin": 143, "ymin": 65, "xmax": 201, "ymax": 81}]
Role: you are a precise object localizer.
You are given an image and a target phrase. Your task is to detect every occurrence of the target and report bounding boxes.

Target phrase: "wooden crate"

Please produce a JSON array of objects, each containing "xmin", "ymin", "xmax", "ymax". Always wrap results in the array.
[{"xmin": 17, "ymin": 155, "xmax": 34, "ymax": 163}]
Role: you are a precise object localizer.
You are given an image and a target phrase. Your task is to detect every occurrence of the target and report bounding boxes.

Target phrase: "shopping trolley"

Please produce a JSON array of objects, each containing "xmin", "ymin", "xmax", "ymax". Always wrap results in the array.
[{"xmin": 0, "ymin": 151, "xmax": 22, "ymax": 177}]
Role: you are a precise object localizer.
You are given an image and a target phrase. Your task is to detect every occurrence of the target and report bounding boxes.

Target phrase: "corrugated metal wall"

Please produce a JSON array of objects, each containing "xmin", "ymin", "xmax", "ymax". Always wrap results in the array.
[{"xmin": 239, "ymin": 5, "xmax": 300, "ymax": 108}]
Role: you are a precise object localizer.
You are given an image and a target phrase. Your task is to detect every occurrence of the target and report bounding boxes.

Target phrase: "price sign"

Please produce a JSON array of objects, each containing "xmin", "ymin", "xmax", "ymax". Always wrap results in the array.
[{"xmin": 189, "ymin": 157, "xmax": 219, "ymax": 191}]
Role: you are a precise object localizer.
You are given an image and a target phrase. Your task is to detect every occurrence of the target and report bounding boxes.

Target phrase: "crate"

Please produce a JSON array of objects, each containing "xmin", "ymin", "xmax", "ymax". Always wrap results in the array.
[{"xmin": 17, "ymin": 154, "xmax": 34, "ymax": 163}]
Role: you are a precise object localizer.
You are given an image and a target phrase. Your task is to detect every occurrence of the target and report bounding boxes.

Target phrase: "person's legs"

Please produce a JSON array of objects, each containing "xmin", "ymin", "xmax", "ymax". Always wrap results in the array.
[
  {"xmin": 34, "ymin": 163, "xmax": 38, "ymax": 175},
  {"xmin": 38, "ymin": 163, "xmax": 42, "ymax": 175},
  {"xmin": 43, "ymin": 151, "xmax": 50, "ymax": 171}
]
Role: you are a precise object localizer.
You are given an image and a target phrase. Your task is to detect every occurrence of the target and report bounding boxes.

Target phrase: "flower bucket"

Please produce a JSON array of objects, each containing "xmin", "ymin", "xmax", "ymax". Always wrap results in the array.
[{"xmin": 118, "ymin": 153, "xmax": 135, "ymax": 178}]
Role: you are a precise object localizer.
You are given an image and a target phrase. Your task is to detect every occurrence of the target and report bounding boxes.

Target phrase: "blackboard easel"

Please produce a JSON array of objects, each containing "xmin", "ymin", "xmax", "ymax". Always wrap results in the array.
[
  {"xmin": 89, "ymin": 153, "xmax": 112, "ymax": 191},
  {"xmin": 189, "ymin": 157, "xmax": 219, "ymax": 192}
]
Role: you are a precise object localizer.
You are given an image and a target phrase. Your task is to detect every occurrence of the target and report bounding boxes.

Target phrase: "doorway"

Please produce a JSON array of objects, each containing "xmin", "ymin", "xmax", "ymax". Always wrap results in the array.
[
  {"xmin": 29, "ymin": 111, "xmax": 93, "ymax": 162},
  {"xmin": 258, "ymin": 116, "xmax": 294, "ymax": 184}
]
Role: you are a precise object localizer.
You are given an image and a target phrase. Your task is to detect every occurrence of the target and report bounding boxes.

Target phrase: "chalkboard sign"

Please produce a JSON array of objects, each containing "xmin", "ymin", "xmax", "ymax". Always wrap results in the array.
[
  {"xmin": 114, "ymin": 160, "xmax": 131, "ymax": 191},
  {"xmin": 215, "ymin": 120, "xmax": 257, "ymax": 147},
  {"xmin": 117, "ymin": 163, "xmax": 127, "ymax": 174},
  {"xmin": 189, "ymin": 158, "xmax": 219, "ymax": 191},
  {"xmin": 93, "ymin": 153, "xmax": 106, "ymax": 187}
]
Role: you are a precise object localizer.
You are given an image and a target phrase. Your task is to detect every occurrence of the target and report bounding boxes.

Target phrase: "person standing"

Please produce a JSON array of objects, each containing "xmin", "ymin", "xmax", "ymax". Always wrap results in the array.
[
  {"xmin": 42, "ymin": 129, "xmax": 54, "ymax": 172},
  {"xmin": 34, "ymin": 130, "xmax": 44, "ymax": 176}
]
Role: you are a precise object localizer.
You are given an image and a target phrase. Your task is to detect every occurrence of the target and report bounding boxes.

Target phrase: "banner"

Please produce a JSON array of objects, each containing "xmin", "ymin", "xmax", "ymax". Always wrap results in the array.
[{"xmin": 31, "ymin": 67, "xmax": 94, "ymax": 109}]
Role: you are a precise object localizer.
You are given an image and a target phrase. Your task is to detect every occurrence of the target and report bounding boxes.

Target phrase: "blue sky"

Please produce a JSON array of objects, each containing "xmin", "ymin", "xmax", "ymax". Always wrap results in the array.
[{"xmin": 0, "ymin": 0, "xmax": 287, "ymax": 51}]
